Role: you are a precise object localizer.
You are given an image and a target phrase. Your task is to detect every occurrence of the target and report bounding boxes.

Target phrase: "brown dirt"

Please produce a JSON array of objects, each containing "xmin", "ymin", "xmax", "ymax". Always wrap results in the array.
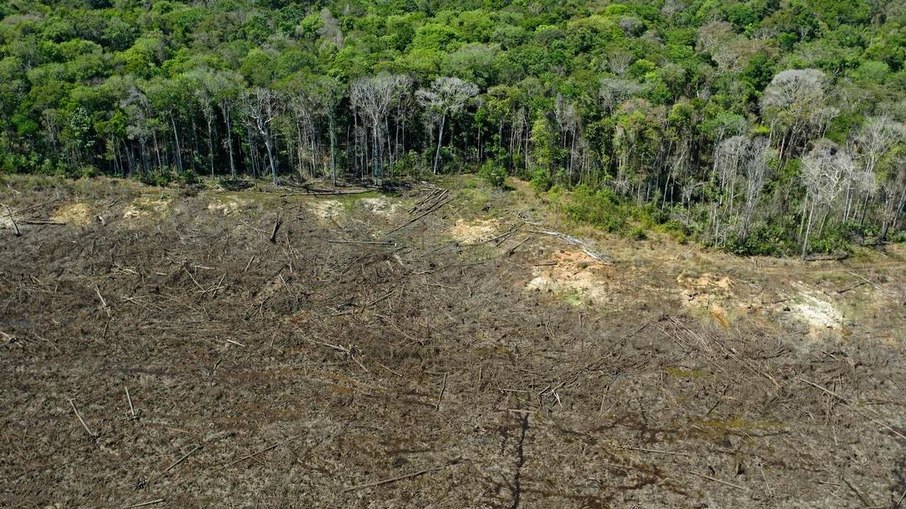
[{"xmin": 1, "ymin": 176, "xmax": 905, "ymax": 508}]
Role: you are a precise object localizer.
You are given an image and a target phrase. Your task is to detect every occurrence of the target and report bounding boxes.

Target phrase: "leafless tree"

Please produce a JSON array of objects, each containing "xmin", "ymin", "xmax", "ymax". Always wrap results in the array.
[
  {"xmin": 599, "ymin": 78, "xmax": 645, "ymax": 112},
  {"xmin": 350, "ymin": 73, "xmax": 411, "ymax": 182},
  {"xmin": 607, "ymin": 51, "xmax": 633, "ymax": 76},
  {"xmin": 554, "ymin": 94, "xmax": 584, "ymax": 184},
  {"xmin": 800, "ymin": 140, "xmax": 859, "ymax": 256},
  {"xmin": 243, "ymin": 87, "xmax": 281, "ymax": 184},
  {"xmin": 416, "ymin": 76, "xmax": 479, "ymax": 174},
  {"xmin": 209, "ymin": 70, "xmax": 245, "ymax": 177},
  {"xmin": 739, "ymin": 138, "xmax": 771, "ymax": 240},
  {"xmin": 318, "ymin": 8, "xmax": 344, "ymax": 49},
  {"xmin": 120, "ymin": 86, "xmax": 153, "ymax": 175},
  {"xmin": 761, "ymin": 69, "xmax": 836, "ymax": 163}
]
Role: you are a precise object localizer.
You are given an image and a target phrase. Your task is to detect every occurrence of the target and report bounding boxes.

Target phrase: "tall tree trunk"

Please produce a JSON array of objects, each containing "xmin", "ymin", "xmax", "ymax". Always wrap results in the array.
[
  {"xmin": 329, "ymin": 112, "xmax": 337, "ymax": 187},
  {"xmin": 170, "ymin": 114, "xmax": 183, "ymax": 172},
  {"xmin": 433, "ymin": 113, "xmax": 446, "ymax": 175}
]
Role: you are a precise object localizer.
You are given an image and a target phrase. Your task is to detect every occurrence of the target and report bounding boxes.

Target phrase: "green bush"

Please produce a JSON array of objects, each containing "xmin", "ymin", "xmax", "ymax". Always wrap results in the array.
[
  {"xmin": 559, "ymin": 185, "xmax": 629, "ymax": 233},
  {"xmin": 478, "ymin": 160, "xmax": 507, "ymax": 188},
  {"xmin": 725, "ymin": 221, "xmax": 797, "ymax": 256},
  {"xmin": 529, "ymin": 168, "xmax": 552, "ymax": 192}
]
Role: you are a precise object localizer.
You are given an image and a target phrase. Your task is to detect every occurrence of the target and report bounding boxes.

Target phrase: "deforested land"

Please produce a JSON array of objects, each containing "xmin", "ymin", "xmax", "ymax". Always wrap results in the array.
[
  {"xmin": 2, "ymin": 0, "xmax": 906, "ymax": 506},
  {"xmin": 1, "ymin": 175, "xmax": 905, "ymax": 507}
]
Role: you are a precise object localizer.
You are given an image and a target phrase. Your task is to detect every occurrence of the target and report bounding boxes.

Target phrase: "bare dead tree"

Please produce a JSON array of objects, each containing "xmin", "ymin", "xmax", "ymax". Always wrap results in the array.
[
  {"xmin": 350, "ymin": 73, "xmax": 411, "ymax": 183},
  {"xmin": 800, "ymin": 139, "xmax": 865, "ymax": 257},
  {"xmin": 853, "ymin": 116, "xmax": 905, "ymax": 235},
  {"xmin": 416, "ymin": 76, "xmax": 479, "ymax": 175},
  {"xmin": 739, "ymin": 138, "xmax": 771, "ymax": 241},
  {"xmin": 761, "ymin": 69, "xmax": 836, "ymax": 164},
  {"xmin": 318, "ymin": 8, "xmax": 344, "ymax": 49},
  {"xmin": 243, "ymin": 87, "xmax": 282, "ymax": 184}
]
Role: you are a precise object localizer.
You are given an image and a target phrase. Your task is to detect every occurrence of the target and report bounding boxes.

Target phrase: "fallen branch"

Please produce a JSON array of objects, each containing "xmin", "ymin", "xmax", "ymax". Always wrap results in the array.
[
  {"xmin": 69, "ymin": 398, "xmax": 96, "ymax": 438},
  {"xmin": 125, "ymin": 387, "xmax": 136, "ymax": 419},
  {"xmin": 146, "ymin": 445, "xmax": 202, "ymax": 486},
  {"xmin": 528, "ymin": 229, "xmax": 610, "ymax": 263},
  {"xmin": 22, "ymin": 220, "xmax": 66, "ymax": 225},
  {"xmin": 216, "ymin": 443, "xmax": 280, "ymax": 472},
  {"xmin": 269, "ymin": 219, "xmax": 283, "ymax": 243},
  {"xmin": 122, "ymin": 499, "xmax": 164, "ymax": 509},
  {"xmin": 506, "ymin": 236, "xmax": 530, "ymax": 257},
  {"xmin": 385, "ymin": 196, "xmax": 452, "ymax": 235},
  {"xmin": 327, "ymin": 239, "xmax": 395, "ymax": 245},
  {"xmin": 435, "ymin": 373, "xmax": 448, "ymax": 411},
  {"xmin": 3, "ymin": 204, "xmax": 20, "ymax": 236},
  {"xmin": 343, "ymin": 466, "xmax": 447, "ymax": 492},
  {"xmin": 482, "ymin": 222, "xmax": 522, "ymax": 245},
  {"xmin": 690, "ymin": 472, "xmax": 748, "ymax": 491},
  {"xmin": 621, "ymin": 446, "xmax": 692, "ymax": 457},
  {"xmin": 803, "ymin": 251, "xmax": 849, "ymax": 262}
]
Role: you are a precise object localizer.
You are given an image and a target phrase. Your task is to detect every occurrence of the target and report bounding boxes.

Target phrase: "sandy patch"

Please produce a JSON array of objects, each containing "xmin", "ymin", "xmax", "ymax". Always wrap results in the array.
[
  {"xmin": 52, "ymin": 202, "xmax": 92, "ymax": 226},
  {"xmin": 360, "ymin": 197, "xmax": 400, "ymax": 218},
  {"xmin": 449, "ymin": 218, "xmax": 500, "ymax": 245},
  {"xmin": 207, "ymin": 198, "xmax": 249, "ymax": 216},
  {"xmin": 789, "ymin": 282, "xmax": 843, "ymax": 333},
  {"xmin": 677, "ymin": 273, "xmax": 734, "ymax": 307},
  {"xmin": 526, "ymin": 249, "xmax": 612, "ymax": 306},
  {"xmin": 0, "ymin": 215, "xmax": 13, "ymax": 230},
  {"xmin": 123, "ymin": 196, "xmax": 171, "ymax": 221},
  {"xmin": 677, "ymin": 272, "xmax": 740, "ymax": 328},
  {"xmin": 308, "ymin": 199, "xmax": 344, "ymax": 221}
]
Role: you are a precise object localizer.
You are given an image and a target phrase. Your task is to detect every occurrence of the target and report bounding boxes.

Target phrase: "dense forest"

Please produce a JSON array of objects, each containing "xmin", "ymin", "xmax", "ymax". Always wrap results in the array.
[{"xmin": 1, "ymin": 0, "xmax": 905, "ymax": 255}]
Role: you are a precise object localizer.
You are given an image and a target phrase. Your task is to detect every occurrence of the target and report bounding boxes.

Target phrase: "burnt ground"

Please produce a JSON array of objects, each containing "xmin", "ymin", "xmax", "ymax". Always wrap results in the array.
[{"xmin": 1, "ymin": 175, "xmax": 905, "ymax": 508}]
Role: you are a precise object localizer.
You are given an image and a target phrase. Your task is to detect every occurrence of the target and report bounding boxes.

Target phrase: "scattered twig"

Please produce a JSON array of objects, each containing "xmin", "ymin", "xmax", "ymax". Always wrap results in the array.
[
  {"xmin": 95, "ymin": 286, "xmax": 110, "ymax": 317},
  {"xmin": 146, "ymin": 445, "xmax": 202, "ymax": 486},
  {"xmin": 894, "ymin": 488, "xmax": 906, "ymax": 508},
  {"xmin": 216, "ymin": 442, "xmax": 280, "ymax": 472},
  {"xmin": 435, "ymin": 373, "xmax": 448, "ymax": 411},
  {"xmin": 842, "ymin": 477, "xmax": 874, "ymax": 507},
  {"xmin": 69, "ymin": 399, "xmax": 96, "ymax": 438},
  {"xmin": 327, "ymin": 239, "xmax": 395, "ymax": 245},
  {"xmin": 690, "ymin": 471, "xmax": 748, "ymax": 491},
  {"xmin": 343, "ymin": 465, "xmax": 447, "ymax": 492},
  {"xmin": 125, "ymin": 387, "xmax": 136, "ymax": 419},
  {"xmin": 122, "ymin": 499, "xmax": 164, "ymax": 509},
  {"xmin": 365, "ymin": 290, "xmax": 395, "ymax": 308},
  {"xmin": 621, "ymin": 446, "xmax": 692, "ymax": 457},
  {"xmin": 799, "ymin": 377, "xmax": 906, "ymax": 441},
  {"xmin": 22, "ymin": 220, "xmax": 66, "ymax": 225}
]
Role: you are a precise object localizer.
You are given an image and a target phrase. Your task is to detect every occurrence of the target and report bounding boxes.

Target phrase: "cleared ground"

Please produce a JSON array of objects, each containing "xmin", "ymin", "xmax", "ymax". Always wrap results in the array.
[{"xmin": 1, "ymin": 175, "xmax": 905, "ymax": 508}]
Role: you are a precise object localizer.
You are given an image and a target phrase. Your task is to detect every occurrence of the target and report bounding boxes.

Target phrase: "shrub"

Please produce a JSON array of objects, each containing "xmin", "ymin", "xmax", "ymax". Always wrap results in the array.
[
  {"xmin": 529, "ymin": 167, "xmax": 552, "ymax": 192},
  {"xmin": 479, "ymin": 160, "xmax": 507, "ymax": 188}
]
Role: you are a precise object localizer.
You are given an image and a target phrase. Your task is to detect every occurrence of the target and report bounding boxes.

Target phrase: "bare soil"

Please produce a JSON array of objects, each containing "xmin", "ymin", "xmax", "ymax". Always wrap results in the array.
[{"xmin": 1, "ymin": 175, "xmax": 905, "ymax": 508}]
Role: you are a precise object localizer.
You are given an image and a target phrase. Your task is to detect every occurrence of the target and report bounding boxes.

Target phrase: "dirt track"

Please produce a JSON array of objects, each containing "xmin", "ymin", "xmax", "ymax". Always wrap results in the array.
[{"xmin": 1, "ymin": 176, "xmax": 905, "ymax": 508}]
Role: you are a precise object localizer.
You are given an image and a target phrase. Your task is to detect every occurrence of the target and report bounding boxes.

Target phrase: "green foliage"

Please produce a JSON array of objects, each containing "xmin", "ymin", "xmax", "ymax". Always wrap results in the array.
[
  {"xmin": 0, "ymin": 0, "xmax": 903, "ymax": 255},
  {"xmin": 478, "ymin": 159, "xmax": 507, "ymax": 188}
]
